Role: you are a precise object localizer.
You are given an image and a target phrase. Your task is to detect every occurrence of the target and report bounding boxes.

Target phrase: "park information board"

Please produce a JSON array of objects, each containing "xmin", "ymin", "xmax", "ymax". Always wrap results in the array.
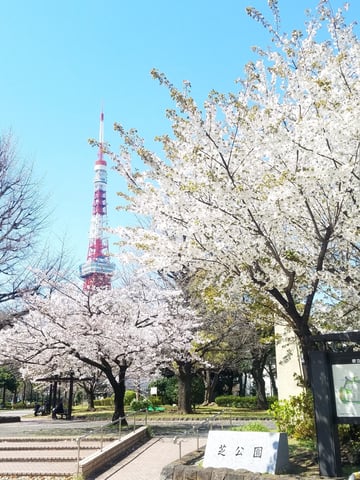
[
  {"xmin": 332, "ymin": 360, "xmax": 360, "ymax": 418},
  {"xmin": 203, "ymin": 431, "xmax": 289, "ymax": 474}
]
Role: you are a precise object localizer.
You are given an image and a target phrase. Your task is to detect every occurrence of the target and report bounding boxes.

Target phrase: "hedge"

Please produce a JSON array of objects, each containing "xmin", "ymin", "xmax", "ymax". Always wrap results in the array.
[{"xmin": 215, "ymin": 395, "xmax": 277, "ymax": 409}]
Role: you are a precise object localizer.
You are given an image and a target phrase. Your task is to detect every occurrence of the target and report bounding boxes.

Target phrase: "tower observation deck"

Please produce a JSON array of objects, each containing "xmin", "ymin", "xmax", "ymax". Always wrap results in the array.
[{"xmin": 79, "ymin": 112, "xmax": 115, "ymax": 290}]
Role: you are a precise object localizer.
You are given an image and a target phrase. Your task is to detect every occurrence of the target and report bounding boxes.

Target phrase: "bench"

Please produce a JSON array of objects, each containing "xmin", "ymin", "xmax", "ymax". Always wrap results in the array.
[{"xmin": 52, "ymin": 409, "xmax": 68, "ymax": 419}]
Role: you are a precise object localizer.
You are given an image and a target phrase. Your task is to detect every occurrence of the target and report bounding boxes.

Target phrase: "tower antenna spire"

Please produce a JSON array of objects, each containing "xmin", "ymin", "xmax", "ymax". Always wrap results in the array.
[
  {"xmin": 98, "ymin": 109, "xmax": 105, "ymax": 163},
  {"xmin": 79, "ymin": 111, "xmax": 115, "ymax": 290}
]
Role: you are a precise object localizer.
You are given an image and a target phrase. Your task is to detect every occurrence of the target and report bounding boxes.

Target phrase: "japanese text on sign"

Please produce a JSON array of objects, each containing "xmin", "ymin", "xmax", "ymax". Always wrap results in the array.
[{"xmin": 203, "ymin": 431, "xmax": 289, "ymax": 474}]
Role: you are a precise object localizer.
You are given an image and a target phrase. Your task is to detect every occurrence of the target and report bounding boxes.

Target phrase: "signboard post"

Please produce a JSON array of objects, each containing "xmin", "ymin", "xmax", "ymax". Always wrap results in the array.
[
  {"xmin": 309, "ymin": 351, "xmax": 341, "ymax": 477},
  {"xmin": 310, "ymin": 349, "xmax": 360, "ymax": 478}
]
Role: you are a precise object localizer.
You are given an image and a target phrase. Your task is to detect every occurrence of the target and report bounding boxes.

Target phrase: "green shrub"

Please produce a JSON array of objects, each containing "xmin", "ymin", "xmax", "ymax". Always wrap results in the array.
[
  {"xmin": 338, "ymin": 424, "xmax": 360, "ymax": 465},
  {"xmin": 124, "ymin": 390, "xmax": 136, "ymax": 405},
  {"xmin": 149, "ymin": 395, "xmax": 162, "ymax": 407},
  {"xmin": 9, "ymin": 402, "xmax": 29, "ymax": 410},
  {"xmin": 94, "ymin": 397, "xmax": 114, "ymax": 407},
  {"xmin": 215, "ymin": 395, "xmax": 277, "ymax": 409},
  {"xmin": 148, "ymin": 377, "xmax": 178, "ymax": 405},
  {"xmin": 215, "ymin": 395, "xmax": 276, "ymax": 409},
  {"xmin": 269, "ymin": 390, "xmax": 315, "ymax": 440},
  {"xmin": 130, "ymin": 398, "xmax": 150, "ymax": 411},
  {"xmin": 266, "ymin": 396, "xmax": 278, "ymax": 408},
  {"xmin": 215, "ymin": 395, "xmax": 256, "ymax": 408},
  {"xmin": 233, "ymin": 421, "xmax": 271, "ymax": 432}
]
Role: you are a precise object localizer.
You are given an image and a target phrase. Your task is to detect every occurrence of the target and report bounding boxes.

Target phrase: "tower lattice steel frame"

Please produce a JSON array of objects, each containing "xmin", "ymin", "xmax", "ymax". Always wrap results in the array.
[{"xmin": 80, "ymin": 112, "xmax": 115, "ymax": 289}]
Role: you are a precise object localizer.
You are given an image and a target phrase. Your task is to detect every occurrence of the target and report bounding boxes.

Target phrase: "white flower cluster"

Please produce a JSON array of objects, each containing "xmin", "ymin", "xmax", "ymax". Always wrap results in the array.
[{"xmin": 112, "ymin": 2, "xmax": 360, "ymax": 345}]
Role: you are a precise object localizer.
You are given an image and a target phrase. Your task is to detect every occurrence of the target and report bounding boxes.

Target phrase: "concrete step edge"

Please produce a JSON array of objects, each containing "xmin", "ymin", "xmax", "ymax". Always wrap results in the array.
[
  {"xmin": 0, "ymin": 436, "xmax": 118, "ymax": 442},
  {"xmin": 0, "ymin": 457, "xmax": 78, "ymax": 462},
  {"xmin": 0, "ymin": 444, "xmax": 104, "ymax": 450},
  {"xmin": 0, "ymin": 474, "xmax": 71, "ymax": 478},
  {"xmin": 0, "ymin": 463, "xmax": 77, "ymax": 475}
]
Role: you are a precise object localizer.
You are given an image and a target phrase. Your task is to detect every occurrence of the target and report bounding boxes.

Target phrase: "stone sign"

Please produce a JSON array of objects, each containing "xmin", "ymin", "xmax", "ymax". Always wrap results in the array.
[{"xmin": 203, "ymin": 431, "xmax": 289, "ymax": 474}]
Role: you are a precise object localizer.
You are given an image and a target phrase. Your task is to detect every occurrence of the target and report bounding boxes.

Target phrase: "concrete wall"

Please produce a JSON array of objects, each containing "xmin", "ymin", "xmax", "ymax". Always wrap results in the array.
[
  {"xmin": 80, "ymin": 425, "xmax": 150, "ymax": 479},
  {"xmin": 275, "ymin": 323, "xmax": 305, "ymax": 400}
]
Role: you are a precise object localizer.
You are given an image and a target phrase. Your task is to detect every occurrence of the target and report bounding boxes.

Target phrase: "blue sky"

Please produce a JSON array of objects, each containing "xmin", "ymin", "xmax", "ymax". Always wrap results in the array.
[{"xmin": 0, "ymin": 1, "xmax": 358, "ymax": 272}]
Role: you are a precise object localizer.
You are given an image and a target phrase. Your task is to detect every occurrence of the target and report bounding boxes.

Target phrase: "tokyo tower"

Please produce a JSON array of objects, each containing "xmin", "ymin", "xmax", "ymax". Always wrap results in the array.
[{"xmin": 79, "ymin": 111, "xmax": 115, "ymax": 290}]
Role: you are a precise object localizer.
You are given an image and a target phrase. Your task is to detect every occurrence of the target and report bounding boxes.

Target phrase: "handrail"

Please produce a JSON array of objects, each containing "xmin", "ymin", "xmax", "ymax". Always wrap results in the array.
[
  {"xmin": 173, "ymin": 409, "xmax": 229, "ymax": 454},
  {"xmin": 192, "ymin": 409, "xmax": 228, "ymax": 449},
  {"xmin": 75, "ymin": 409, "xmax": 148, "ymax": 476},
  {"xmin": 75, "ymin": 408, "xmax": 231, "ymax": 474}
]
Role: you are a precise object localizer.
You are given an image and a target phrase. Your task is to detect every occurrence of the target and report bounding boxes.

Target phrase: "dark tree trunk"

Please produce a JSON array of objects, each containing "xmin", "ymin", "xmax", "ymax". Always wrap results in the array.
[
  {"xmin": 202, "ymin": 369, "xmax": 219, "ymax": 404},
  {"xmin": 266, "ymin": 361, "xmax": 278, "ymax": 397},
  {"xmin": 298, "ymin": 334, "xmax": 314, "ymax": 387},
  {"xmin": 225, "ymin": 373, "xmax": 234, "ymax": 395},
  {"xmin": 251, "ymin": 356, "xmax": 268, "ymax": 410},
  {"xmin": 22, "ymin": 381, "xmax": 26, "ymax": 404},
  {"xmin": 177, "ymin": 361, "xmax": 193, "ymax": 414},
  {"xmin": 85, "ymin": 389, "xmax": 95, "ymax": 411},
  {"xmin": 73, "ymin": 352, "xmax": 129, "ymax": 425},
  {"xmin": 239, "ymin": 373, "xmax": 247, "ymax": 397},
  {"xmin": 108, "ymin": 365, "xmax": 127, "ymax": 424}
]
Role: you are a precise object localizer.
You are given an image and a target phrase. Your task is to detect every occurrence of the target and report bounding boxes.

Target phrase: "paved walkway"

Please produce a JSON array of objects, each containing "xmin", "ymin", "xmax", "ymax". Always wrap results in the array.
[
  {"xmin": 0, "ymin": 410, "xmax": 107, "ymax": 436},
  {"xmin": 95, "ymin": 436, "xmax": 206, "ymax": 480}
]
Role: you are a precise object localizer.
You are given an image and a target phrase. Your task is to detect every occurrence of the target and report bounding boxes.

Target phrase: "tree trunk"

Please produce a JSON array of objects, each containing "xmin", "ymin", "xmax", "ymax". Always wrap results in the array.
[
  {"xmin": 108, "ymin": 365, "xmax": 127, "ymax": 424},
  {"xmin": 85, "ymin": 389, "xmax": 95, "ymax": 411},
  {"xmin": 12, "ymin": 386, "xmax": 17, "ymax": 405},
  {"xmin": 298, "ymin": 333, "xmax": 314, "ymax": 388},
  {"xmin": 282, "ymin": 305, "xmax": 314, "ymax": 388},
  {"xmin": 239, "ymin": 373, "xmax": 247, "ymax": 396},
  {"xmin": 74, "ymin": 353, "xmax": 129, "ymax": 425},
  {"xmin": 22, "ymin": 381, "xmax": 26, "ymax": 404},
  {"xmin": 251, "ymin": 356, "xmax": 268, "ymax": 410},
  {"xmin": 202, "ymin": 369, "xmax": 210, "ymax": 404},
  {"xmin": 202, "ymin": 369, "xmax": 219, "ymax": 404},
  {"xmin": 266, "ymin": 361, "xmax": 278, "ymax": 397},
  {"xmin": 177, "ymin": 361, "xmax": 193, "ymax": 414},
  {"xmin": 225, "ymin": 373, "xmax": 234, "ymax": 396}
]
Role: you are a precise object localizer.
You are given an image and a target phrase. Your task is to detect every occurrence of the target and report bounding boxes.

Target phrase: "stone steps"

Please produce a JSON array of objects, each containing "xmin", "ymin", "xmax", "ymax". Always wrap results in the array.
[
  {"xmin": 0, "ymin": 436, "xmax": 115, "ymax": 477},
  {"xmin": 0, "ymin": 460, "xmax": 77, "ymax": 476}
]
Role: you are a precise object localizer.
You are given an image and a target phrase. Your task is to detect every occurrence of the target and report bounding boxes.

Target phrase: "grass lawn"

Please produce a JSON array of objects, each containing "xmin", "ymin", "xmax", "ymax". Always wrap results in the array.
[{"xmin": 70, "ymin": 403, "xmax": 272, "ymax": 422}]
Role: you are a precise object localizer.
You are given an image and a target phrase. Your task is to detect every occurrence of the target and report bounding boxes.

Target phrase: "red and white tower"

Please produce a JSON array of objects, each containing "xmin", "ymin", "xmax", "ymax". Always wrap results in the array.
[{"xmin": 80, "ymin": 111, "xmax": 115, "ymax": 290}]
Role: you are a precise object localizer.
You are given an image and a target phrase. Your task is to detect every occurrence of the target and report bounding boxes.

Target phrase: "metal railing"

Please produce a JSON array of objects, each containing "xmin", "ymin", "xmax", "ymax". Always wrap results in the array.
[
  {"xmin": 75, "ymin": 408, "xmax": 231, "ymax": 475},
  {"xmin": 172, "ymin": 409, "xmax": 230, "ymax": 457},
  {"xmin": 75, "ymin": 409, "xmax": 149, "ymax": 476}
]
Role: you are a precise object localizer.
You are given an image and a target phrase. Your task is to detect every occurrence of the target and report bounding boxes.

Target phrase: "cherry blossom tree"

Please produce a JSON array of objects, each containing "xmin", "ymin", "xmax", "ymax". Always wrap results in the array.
[
  {"xmin": 0, "ymin": 274, "xmax": 197, "ymax": 421},
  {"xmin": 110, "ymin": 0, "xmax": 360, "ymax": 382}
]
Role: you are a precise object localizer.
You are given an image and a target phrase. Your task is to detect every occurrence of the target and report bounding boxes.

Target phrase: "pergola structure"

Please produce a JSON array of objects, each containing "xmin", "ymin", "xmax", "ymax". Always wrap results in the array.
[{"xmin": 36, "ymin": 371, "xmax": 76, "ymax": 420}]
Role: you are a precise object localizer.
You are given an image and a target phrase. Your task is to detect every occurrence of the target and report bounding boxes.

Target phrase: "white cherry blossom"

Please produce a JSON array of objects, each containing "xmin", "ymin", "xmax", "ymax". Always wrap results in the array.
[{"xmin": 110, "ymin": 1, "xmax": 360, "ymax": 377}]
